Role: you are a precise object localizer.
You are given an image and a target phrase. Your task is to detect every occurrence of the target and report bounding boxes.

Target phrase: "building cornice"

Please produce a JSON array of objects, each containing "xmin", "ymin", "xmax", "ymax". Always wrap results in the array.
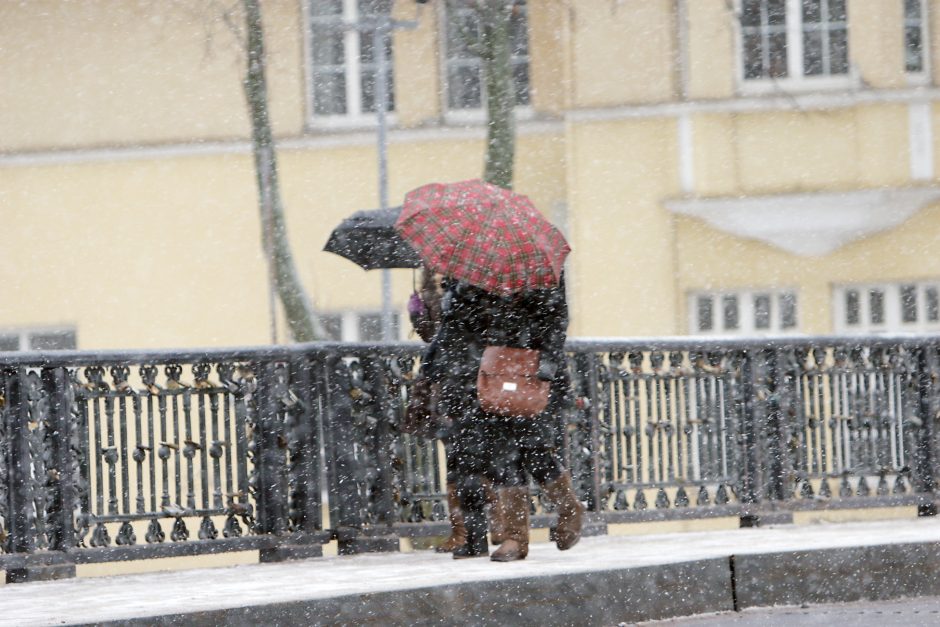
[
  {"xmin": 0, "ymin": 119, "xmax": 564, "ymax": 168},
  {"xmin": 565, "ymin": 86, "xmax": 940, "ymax": 124},
  {"xmin": 4, "ymin": 87, "xmax": 940, "ymax": 167}
]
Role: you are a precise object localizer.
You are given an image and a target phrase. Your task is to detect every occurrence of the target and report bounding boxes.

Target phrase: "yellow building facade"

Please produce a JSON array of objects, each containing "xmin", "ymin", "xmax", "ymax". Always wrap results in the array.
[{"xmin": 2, "ymin": 0, "xmax": 940, "ymax": 350}]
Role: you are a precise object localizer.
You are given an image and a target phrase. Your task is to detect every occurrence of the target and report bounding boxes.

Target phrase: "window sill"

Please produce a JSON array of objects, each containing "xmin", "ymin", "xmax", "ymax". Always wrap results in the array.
[
  {"xmin": 906, "ymin": 72, "xmax": 932, "ymax": 88},
  {"xmin": 737, "ymin": 74, "xmax": 860, "ymax": 97},
  {"xmin": 442, "ymin": 106, "xmax": 535, "ymax": 127},
  {"xmin": 305, "ymin": 113, "xmax": 399, "ymax": 133}
]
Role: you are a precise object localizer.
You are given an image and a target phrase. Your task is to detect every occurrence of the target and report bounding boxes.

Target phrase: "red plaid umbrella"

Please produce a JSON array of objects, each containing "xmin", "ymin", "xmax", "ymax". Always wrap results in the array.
[{"xmin": 395, "ymin": 179, "xmax": 570, "ymax": 295}]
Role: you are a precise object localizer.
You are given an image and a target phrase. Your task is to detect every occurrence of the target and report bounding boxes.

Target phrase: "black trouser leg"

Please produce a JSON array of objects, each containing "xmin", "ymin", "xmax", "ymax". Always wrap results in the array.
[{"xmin": 453, "ymin": 474, "xmax": 489, "ymax": 558}]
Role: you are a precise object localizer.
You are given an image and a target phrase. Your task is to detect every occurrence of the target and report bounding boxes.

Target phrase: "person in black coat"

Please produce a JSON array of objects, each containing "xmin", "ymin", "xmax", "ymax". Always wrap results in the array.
[
  {"xmin": 408, "ymin": 268, "xmax": 508, "ymax": 552},
  {"xmin": 422, "ymin": 274, "xmax": 584, "ymax": 560}
]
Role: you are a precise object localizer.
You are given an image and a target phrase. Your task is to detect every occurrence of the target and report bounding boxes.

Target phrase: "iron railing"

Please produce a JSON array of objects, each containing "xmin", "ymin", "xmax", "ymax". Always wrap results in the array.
[{"xmin": 0, "ymin": 335, "xmax": 938, "ymax": 581}]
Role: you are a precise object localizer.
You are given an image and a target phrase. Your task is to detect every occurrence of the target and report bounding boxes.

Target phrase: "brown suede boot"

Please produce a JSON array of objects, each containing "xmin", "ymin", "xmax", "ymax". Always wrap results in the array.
[
  {"xmin": 435, "ymin": 483, "xmax": 466, "ymax": 553},
  {"xmin": 489, "ymin": 486, "xmax": 530, "ymax": 562},
  {"xmin": 543, "ymin": 473, "xmax": 585, "ymax": 551},
  {"xmin": 485, "ymin": 480, "xmax": 507, "ymax": 546}
]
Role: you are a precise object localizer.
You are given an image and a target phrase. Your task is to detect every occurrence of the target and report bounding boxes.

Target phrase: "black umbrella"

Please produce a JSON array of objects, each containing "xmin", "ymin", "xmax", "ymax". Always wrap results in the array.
[{"xmin": 323, "ymin": 206, "xmax": 423, "ymax": 270}]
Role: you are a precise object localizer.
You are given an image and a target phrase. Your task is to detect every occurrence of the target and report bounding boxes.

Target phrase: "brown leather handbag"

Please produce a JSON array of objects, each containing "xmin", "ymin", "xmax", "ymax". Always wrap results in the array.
[{"xmin": 476, "ymin": 346, "xmax": 550, "ymax": 417}]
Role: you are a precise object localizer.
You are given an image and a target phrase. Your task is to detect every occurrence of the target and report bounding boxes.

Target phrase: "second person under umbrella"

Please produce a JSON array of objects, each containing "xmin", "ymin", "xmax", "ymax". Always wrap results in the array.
[{"xmin": 397, "ymin": 179, "xmax": 583, "ymax": 562}]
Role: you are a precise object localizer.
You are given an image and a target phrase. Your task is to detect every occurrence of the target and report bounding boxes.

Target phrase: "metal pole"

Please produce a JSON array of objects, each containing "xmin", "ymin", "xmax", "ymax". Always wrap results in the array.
[{"xmin": 375, "ymin": 17, "xmax": 394, "ymax": 341}]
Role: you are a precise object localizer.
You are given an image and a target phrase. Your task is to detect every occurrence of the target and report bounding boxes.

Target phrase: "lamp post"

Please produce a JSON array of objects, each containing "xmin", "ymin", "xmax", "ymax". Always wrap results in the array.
[
  {"xmin": 374, "ymin": 5, "xmax": 393, "ymax": 341},
  {"xmin": 364, "ymin": 1, "xmax": 416, "ymax": 340}
]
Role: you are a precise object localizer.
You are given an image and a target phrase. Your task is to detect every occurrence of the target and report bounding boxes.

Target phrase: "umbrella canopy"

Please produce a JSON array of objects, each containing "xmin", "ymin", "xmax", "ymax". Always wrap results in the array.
[
  {"xmin": 395, "ymin": 179, "xmax": 570, "ymax": 295},
  {"xmin": 324, "ymin": 206, "xmax": 423, "ymax": 270}
]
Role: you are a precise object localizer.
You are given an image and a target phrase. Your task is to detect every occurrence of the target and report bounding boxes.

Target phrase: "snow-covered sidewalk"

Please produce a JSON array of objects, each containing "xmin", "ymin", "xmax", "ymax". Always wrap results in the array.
[{"xmin": 2, "ymin": 517, "xmax": 939, "ymax": 626}]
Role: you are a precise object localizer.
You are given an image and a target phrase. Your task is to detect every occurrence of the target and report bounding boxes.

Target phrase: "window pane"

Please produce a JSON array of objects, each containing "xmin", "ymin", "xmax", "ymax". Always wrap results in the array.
[
  {"xmin": 846, "ymin": 289, "xmax": 860, "ymax": 325},
  {"xmin": 447, "ymin": 12, "xmax": 480, "ymax": 58},
  {"xmin": 906, "ymin": 0, "xmax": 923, "ymax": 20},
  {"xmin": 313, "ymin": 69, "xmax": 346, "ymax": 114},
  {"xmin": 869, "ymin": 289, "xmax": 885, "ymax": 324},
  {"xmin": 360, "ymin": 69, "xmax": 377, "ymax": 113},
  {"xmin": 768, "ymin": 0, "xmax": 787, "ymax": 25},
  {"xmin": 697, "ymin": 296, "xmax": 713, "ymax": 332},
  {"xmin": 901, "ymin": 285, "xmax": 918, "ymax": 323},
  {"xmin": 387, "ymin": 67, "xmax": 396, "ymax": 112},
  {"xmin": 803, "ymin": 30, "xmax": 824, "ymax": 75},
  {"xmin": 311, "ymin": 19, "xmax": 346, "ymax": 116},
  {"xmin": 448, "ymin": 64, "xmax": 482, "ymax": 109},
  {"xmin": 312, "ymin": 30, "xmax": 344, "ymax": 65},
  {"xmin": 741, "ymin": 0, "xmax": 762, "ymax": 27},
  {"xmin": 29, "ymin": 331, "xmax": 76, "ymax": 351},
  {"xmin": 311, "ymin": 0, "xmax": 343, "ymax": 16},
  {"xmin": 0, "ymin": 335, "xmax": 20, "ymax": 351},
  {"xmin": 512, "ymin": 62, "xmax": 530, "ymax": 106},
  {"xmin": 827, "ymin": 0, "xmax": 846, "ymax": 22},
  {"xmin": 723, "ymin": 295, "xmax": 739, "ymax": 331},
  {"xmin": 743, "ymin": 33, "xmax": 765, "ymax": 79},
  {"xmin": 927, "ymin": 287, "xmax": 940, "ymax": 322},
  {"xmin": 906, "ymin": 26, "xmax": 924, "ymax": 73},
  {"xmin": 446, "ymin": 1, "xmax": 528, "ymax": 111},
  {"xmin": 780, "ymin": 292, "xmax": 798, "ymax": 329},
  {"xmin": 510, "ymin": 8, "xmax": 529, "ymax": 56},
  {"xmin": 802, "ymin": 0, "xmax": 821, "ymax": 23},
  {"xmin": 768, "ymin": 32, "xmax": 789, "ymax": 78},
  {"xmin": 359, "ymin": 28, "xmax": 376, "ymax": 63},
  {"xmin": 828, "ymin": 28, "xmax": 849, "ymax": 74},
  {"xmin": 358, "ymin": 0, "xmax": 383, "ymax": 16},
  {"xmin": 754, "ymin": 294, "xmax": 772, "ymax": 330}
]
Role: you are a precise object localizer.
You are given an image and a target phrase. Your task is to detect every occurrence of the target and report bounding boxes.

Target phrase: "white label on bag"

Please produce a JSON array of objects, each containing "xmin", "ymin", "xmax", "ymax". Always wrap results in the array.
[{"xmin": 502, "ymin": 382, "xmax": 518, "ymax": 391}]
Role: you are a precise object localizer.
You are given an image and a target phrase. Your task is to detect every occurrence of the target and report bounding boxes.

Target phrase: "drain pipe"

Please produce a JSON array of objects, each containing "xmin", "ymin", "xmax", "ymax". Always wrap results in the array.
[{"xmin": 675, "ymin": 0, "xmax": 690, "ymax": 100}]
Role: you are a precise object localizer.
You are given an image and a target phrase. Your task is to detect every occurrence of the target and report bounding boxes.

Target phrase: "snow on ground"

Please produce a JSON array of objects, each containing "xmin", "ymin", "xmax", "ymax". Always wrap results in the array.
[{"xmin": 1, "ymin": 517, "xmax": 940, "ymax": 626}]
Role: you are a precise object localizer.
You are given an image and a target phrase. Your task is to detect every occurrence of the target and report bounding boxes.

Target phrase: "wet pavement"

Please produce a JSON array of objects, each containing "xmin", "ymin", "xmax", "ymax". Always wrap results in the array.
[{"xmin": 641, "ymin": 596, "xmax": 940, "ymax": 626}]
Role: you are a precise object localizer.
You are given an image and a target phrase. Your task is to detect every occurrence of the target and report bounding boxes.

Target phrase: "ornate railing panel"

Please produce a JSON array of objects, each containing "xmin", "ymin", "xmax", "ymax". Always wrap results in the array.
[
  {"xmin": 0, "ymin": 335, "xmax": 938, "ymax": 580},
  {"xmin": 770, "ymin": 345, "xmax": 926, "ymax": 503},
  {"xmin": 0, "ymin": 349, "xmax": 326, "ymax": 580},
  {"xmin": 73, "ymin": 361, "xmax": 262, "ymax": 548},
  {"xmin": 577, "ymin": 349, "xmax": 743, "ymax": 518}
]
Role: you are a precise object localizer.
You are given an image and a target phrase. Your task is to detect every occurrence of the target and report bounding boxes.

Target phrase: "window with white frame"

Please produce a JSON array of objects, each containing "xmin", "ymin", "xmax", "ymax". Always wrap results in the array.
[
  {"xmin": 690, "ymin": 290, "xmax": 799, "ymax": 335},
  {"xmin": 834, "ymin": 281, "xmax": 940, "ymax": 333},
  {"xmin": 0, "ymin": 327, "xmax": 77, "ymax": 352},
  {"xmin": 442, "ymin": 0, "xmax": 530, "ymax": 112},
  {"xmin": 318, "ymin": 311, "xmax": 401, "ymax": 341},
  {"xmin": 905, "ymin": 0, "xmax": 929, "ymax": 75},
  {"xmin": 307, "ymin": 0, "xmax": 394, "ymax": 121},
  {"xmin": 739, "ymin": 0, "xmax": 849, "ymax": 85}
]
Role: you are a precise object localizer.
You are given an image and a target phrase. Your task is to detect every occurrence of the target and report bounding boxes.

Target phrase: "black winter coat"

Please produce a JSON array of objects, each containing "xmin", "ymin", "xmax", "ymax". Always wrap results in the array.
[{"xmin": 422, "ymin": 276, "xmax": 569, "ymax": 419}]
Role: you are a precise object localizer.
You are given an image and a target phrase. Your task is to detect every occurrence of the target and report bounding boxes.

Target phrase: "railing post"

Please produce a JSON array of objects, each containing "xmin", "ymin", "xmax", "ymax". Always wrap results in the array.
[
  {"xmin": 738, "ymin": 350, "xmax": 760, "ymax": 525},
  {"xmin": 739, "ymin": 347, "xmax": 788, "ymax": 527},
  {"xmin": 363, "ymin": 356, "xmax": 396, "ymax": 528},
  {"xmin": 43, "ymin": 368, "xmax": 78, "ymax": 560},
  {"xmin": 254, "ymin": 361, "xmax": 288, "ymax": 538},
  {"xmin": 6, "ymin": 369, "xmax": 35, "ymax": 568},
  {"xmin": 6, "ymin": 367, "xmax": 75, "ymax": 583},
  {"xmin": 915, "ymin": 343, "xmax": 939, "ymax": 516},
  {"xmin": 321, "ymin": 354, "xmax": 397, "ymax": 554},
  {"xmin": 571, "ymin": 352, "xmax": 602, "ymax": 512},
  {"xmin": 321, "ymin": 354, "xmax": 361, "ymax": 539},
  {"xmin": 287, "ymin": 355, "xmax": 322, "ymax": 535},
  {"xmin": 345, "ymin": 355, "xmax": 398, "ymax": 554},
  {"xmin": 259, "ymin": 356, "xmax": 328, "ymax": 562}
]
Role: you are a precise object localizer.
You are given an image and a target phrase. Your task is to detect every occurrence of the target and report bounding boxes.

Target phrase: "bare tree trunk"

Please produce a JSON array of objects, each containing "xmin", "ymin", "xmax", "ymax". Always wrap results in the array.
[
  {"xmin": 477, "ymin": 0, "xmax": 515, "ymax": 190},
  {"xmin": 243, "ymin": 0, "xmax": 320, "ymax": 342}
]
